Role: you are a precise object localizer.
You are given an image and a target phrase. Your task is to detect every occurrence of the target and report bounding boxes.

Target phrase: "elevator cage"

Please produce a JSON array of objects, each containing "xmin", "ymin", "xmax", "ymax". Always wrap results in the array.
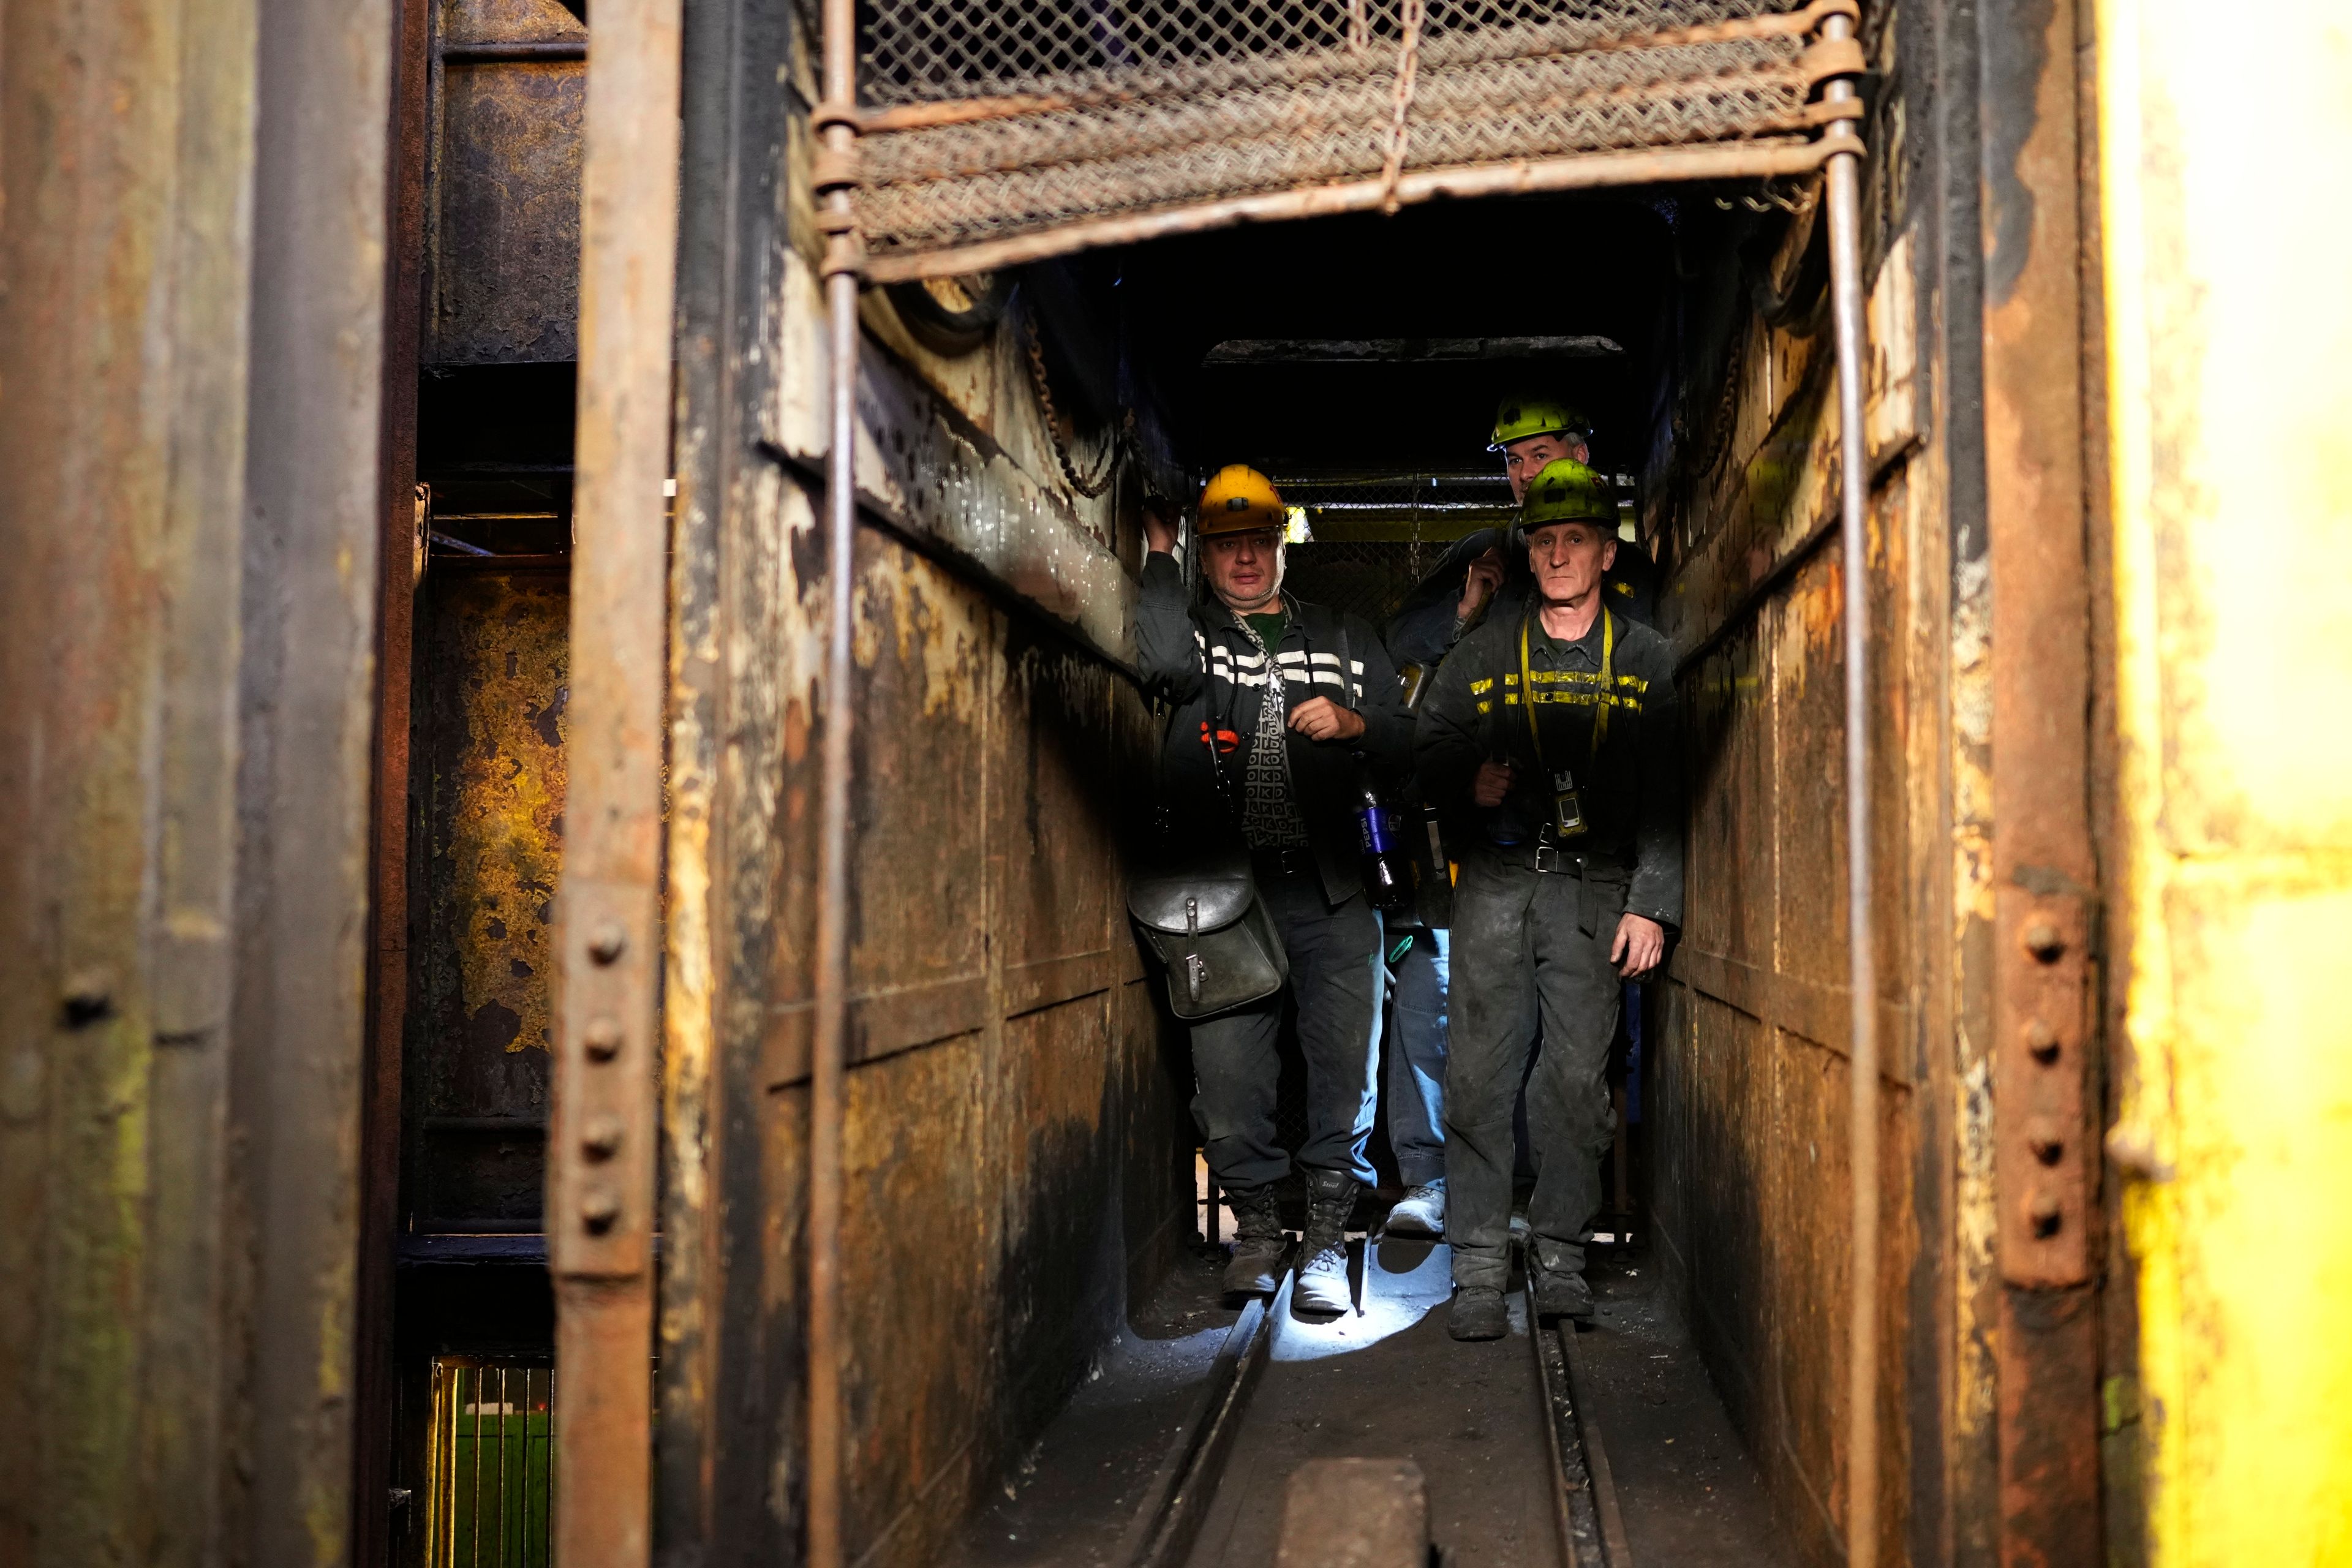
[{"xmin": 847, "ymin": 0, "xmax": 1866, "ymax": 281}]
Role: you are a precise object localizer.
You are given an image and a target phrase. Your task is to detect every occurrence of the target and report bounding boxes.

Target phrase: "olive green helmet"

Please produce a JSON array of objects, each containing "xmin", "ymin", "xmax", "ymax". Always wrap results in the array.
[
  {"xmin": 1487, "ymin": 394, "xmax": 1590, "ymax": 452},
  {"xmin": 1520, "ymin": 458, "xmax": 1615, "ymax": 529}
]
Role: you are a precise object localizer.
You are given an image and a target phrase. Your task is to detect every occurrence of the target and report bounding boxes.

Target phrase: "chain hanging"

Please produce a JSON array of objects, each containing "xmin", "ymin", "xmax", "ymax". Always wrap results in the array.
[{"xmin": 1023, "ymin": 315, "xmax": 1126, "ymax": 499}]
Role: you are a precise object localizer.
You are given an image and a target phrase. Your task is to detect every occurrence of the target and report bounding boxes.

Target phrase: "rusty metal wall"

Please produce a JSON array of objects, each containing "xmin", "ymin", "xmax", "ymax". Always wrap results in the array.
[
  {"xmin": 1649, "ymin": 2, "xmax": 2118, "ymax": 1564},
  {"xmin": 0, "ymin": 0, "xmax": 261, "ymax": 1559},
  {"xmin": 1646, "ymin": 9, "xmax": 1948, "ymax": 1564},
  {"xmin": 730, "ymin": 518, "xmax": 1184, "ymax": 1567},
  {"xmin": 426, "ymin": 0, "xmax": 586, "ymax": 363},
  {"xmin": 410, "ymin": 562, "xmax": 570, "ymax": 1232},
  {"xmin": 1, "ymin": 0, "xmax": 394, "ymax": 1562},
  {"xmin": 655, "ymin": 9, "xmax": 1194, "ymax": 1552}
]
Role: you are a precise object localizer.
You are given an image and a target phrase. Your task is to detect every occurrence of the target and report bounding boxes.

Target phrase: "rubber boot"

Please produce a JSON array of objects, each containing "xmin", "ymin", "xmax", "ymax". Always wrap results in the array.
[
  {"xmin": 1292, "ymin": 1169, "xmax": 1357, "ymax": 1317},
  {"xmin": 1447, "ymin": 1285, "xmax": 1507, "ymax": 1341},
  {"xmin": 1222, "ymin": 1184, "xmax": 1286, "ymax": 1296},
  {"xmin": 1530, "ymin": 1266, "xmax": 1595, "ymax": 1323},
  {"xmin": 1384, "ymin": 1178, "xmax": 1446, "ymax": 1238}
]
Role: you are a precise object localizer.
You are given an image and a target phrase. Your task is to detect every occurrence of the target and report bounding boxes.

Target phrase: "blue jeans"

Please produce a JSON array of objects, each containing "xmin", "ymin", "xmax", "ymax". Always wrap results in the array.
[
  {"xmin": 1387, "ymin": 929, "xmax": 1450, "ymax": 1187},
  {"xmin": 1188, "ymin": 869, "xmax": 1383, "ymax": 1191}
]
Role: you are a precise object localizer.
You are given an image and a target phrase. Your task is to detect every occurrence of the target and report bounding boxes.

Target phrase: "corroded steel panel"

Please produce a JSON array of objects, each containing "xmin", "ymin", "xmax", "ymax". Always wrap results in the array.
[
  {"xmin": 430, "ymin": 59, "xmax": 584, "ymax": 363},
  {"xmin": 428, "ymin": 0, "xmax": 589, "ymax": 366},
  {"xmin": 1654, "ymin": 134, "xmax": 1929, "ymax": 1567},
  {"xmin": 727, "ymin": 518, "xmax": 1183, "ymax": 1566},
  {"xmin": 414, "ymin": 564, "xmax": 568, "ymax": 1228}
]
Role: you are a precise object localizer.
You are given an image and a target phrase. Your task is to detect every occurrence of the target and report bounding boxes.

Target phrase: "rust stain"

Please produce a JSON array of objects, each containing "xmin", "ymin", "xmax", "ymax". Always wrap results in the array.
[
  {"xmin": 429, "ymin": 34, "xmax": 585, "ymax": 364},
  {"xmin": 429, "ymin": 568, "xmax": 569, "ymax": 1065}
]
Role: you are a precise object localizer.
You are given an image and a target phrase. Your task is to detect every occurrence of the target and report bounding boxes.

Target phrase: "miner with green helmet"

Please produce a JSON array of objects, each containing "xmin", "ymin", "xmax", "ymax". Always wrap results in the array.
[
  {"xmin": 1411, "ymin": 455, "xmax": 1684, "ymax": 1341},
  {"xmin": 1387, "ymin": 396, "xmax": 1653, "ymax": 682},
  {"xmin": 1376, "ymin": 403, "xmax": 1639, "ymax": 1245}
]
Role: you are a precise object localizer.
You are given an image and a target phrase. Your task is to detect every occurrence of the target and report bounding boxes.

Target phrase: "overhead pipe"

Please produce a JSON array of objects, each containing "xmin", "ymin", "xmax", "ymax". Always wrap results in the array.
[
  {"xmin": 1816, "ymin": 10, "xmax": 1880, "ymax": 1568},
  {"xmin": 809, "ymin": 0, "xmax": 862, "ymax": 1564}
]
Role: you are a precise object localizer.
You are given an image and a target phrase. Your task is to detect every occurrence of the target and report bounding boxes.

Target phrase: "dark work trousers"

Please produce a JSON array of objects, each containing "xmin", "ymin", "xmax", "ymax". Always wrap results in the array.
[
  {"xmin": 1386, "ymin": 929, "xmax": 1450, "ymax": 1188},
  {"xmin": 1189, "ymin": 865, "xmax": 1384, "ymax": 1192},
  {"xmin": 1444, "ymin": 846, "xmax": 1626, "ymax": 1291}
]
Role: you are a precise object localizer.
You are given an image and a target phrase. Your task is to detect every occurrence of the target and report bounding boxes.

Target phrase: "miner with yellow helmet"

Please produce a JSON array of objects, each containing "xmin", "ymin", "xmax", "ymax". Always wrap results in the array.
[
  {"xmin": 1136, "ymin": 467, "xmax": 1409, "ymax": 1318},
  {"xmin": 1412, "ymin": 455, "xmax": 1683, "ymax": 1341}
]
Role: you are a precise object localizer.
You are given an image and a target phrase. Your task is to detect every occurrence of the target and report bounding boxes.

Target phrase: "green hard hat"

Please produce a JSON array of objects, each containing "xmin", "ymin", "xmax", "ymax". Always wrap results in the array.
[
  {"xmin": 1487, "ymin": 394, "xmax": 1589, "ymax": 452},
  {"xmin": 1520, "ymin": 458, "xmax": 1615, "ymax": 529}
]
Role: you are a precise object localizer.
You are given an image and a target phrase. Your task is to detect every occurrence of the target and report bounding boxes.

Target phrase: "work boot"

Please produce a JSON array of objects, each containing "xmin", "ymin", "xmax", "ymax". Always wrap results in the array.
[
  {"xmin": 1292, "ymin": 1169, "xmax": 1358, "ymax": 1317},
  {"xmin": 1448, "ymin": 1285, "xmax": 1508, "ymax": 1341},
  {"xmin": 1221, "ymin": 1184, "xmax": 1286, "ymax": 1296},
  {"xmin": 1383, "ymin": 1178, "xmax": 1446, "ymax": 1238},
  {"xmin": 1530, "ymin": 1267, "xmax": 1595, "ymax": 1323}
]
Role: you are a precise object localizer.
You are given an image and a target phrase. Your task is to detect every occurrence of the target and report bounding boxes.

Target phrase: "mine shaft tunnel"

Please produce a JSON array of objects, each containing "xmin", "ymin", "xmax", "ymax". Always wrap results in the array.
[
  {"xmin": 363, "ymin": 2, "xmax": 2116, "ymax": 1567},
  {"xmin": 24, "ymin": 0, "xmax": 2352, "ymax": 1564}
]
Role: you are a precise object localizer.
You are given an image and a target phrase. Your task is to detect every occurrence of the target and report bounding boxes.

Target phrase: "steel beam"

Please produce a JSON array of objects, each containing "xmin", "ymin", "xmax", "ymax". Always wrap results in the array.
[
  {"xmin": 1979, "ymin": 0, "xmax": 2103, "ymax": 1560},
  {"xmin": 550, "ymin": 0, "xmax": 680, "ymax": 1562}
]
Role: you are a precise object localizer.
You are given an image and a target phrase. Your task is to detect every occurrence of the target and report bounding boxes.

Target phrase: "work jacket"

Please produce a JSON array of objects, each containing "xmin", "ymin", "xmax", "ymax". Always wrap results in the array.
[
  {"xmin": 1414, "ymin": 598, "xmax": 1683, "ymax": 930},
  {"xmin": 1135, "ymin": 551, "xmax": 1410, "ymax": 908},
  {"xmin": 1384, "ymin": 527, "xmax": 1656, "ymax": 674}
]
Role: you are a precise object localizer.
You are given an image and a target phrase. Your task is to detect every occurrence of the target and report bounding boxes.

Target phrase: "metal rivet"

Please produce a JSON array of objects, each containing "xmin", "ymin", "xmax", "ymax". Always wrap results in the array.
[
  {"xmin": 2024, "ymin": 1018, "xmax": 2061, "ymax": 1065},
  {"xmin": 60, "ymin": 973, "xmax": 115, "ymax": 1028},
  {"xmin": 580, "ymin": 1189, "xmax": 622, "ymax": 1234},
  {"xmin": 581, "ymin": 1113, "xmax": 624, "ymax": 1161},
  {"xmin": 582, "ymin": 1016, "xmax": 623, "ymax": 1061},
  {"xmin": 2022, "ymin": 921, "xmax": 2065, "ymax": 963},
  {"xmin": 2027, "ymin": 1194, "xmax": 2063, "ymax": 1238},
  {"xmin": 587, "ymin": 921, "xmax": 628, "ymax": 965}
]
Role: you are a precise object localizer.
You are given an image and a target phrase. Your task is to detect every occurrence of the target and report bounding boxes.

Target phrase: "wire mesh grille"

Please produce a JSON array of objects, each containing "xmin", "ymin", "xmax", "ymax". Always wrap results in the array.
[
  {"xmin": 427, "ymin": 1359, "xmax": 556, "ymax": 1568},
  {"xmin": 1274, "ymin": 469, "xmax": 1517, "ymax": 546},
  {"xmin": 1284, "ymin": 540, "xmax": 1433, "ymax": 628},
  {"xmin": 854, "ymin": 1, "xmax": 1845, "ymax": 270}
]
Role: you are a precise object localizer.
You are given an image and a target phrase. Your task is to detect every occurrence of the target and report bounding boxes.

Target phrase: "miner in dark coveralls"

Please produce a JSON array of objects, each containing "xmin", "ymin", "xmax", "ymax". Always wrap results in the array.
[
  {"xmin": 1137, "ymin": 465, "xmax": 1409, "ymax": 1317},
  {"xmin": 1413, "ymin": 457, "xmax": 1683, "ymax": 1341}
]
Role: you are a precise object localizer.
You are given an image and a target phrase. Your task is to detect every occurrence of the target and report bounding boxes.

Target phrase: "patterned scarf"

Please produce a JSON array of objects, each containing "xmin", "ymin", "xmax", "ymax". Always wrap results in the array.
[{"xmin": 1231, "ymin": 612, "xmax": 1310, "ymax": 850}]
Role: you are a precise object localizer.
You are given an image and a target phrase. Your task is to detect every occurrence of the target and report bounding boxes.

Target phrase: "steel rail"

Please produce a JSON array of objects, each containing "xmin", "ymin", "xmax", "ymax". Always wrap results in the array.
[
  {"xmin": 860, "ymin": 140, "xmax": 1833, "ymax": 284},
  {"xmin": 551, "ymin": 0, "xmax": 680, "ymax": 1561},
  {"xmin": 1817, "ymin": 11, "xmax": 1879, "ymax": 1567},
  {"xmin": 809, "ymin": 0, "xmax": 862, "ymax": 1563}
]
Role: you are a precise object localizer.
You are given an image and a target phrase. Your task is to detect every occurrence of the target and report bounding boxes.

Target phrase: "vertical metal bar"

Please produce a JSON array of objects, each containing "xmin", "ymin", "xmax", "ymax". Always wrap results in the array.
[
  {"xmin": 426, "ymin": 1362, "xmax": 443, "ymax": 1568},
  {"xmin": 356, "ymin": 0, "xmax": 432, "ymax": 1556},
  {"xmin": 472, "ymin": 1368, "xmax": 486, "ymax": 1568},
  {"xmin": 499, "ymin": 1366, "xmax": 513, "ymax": 1568},
  {"xmin": 809, "ymin": 1, "xmax": 862, "ymax": 1565},
  {"xmin": 1818, "ymin": 12, "xmax": 1879, "ymax": 1567},
  {"xmin": 550, "ymin": 0, "xmax": 680, "ymax": 1556},
  {"xmin": 533, "ymin": 1363, "xmax": 545, "ymax": 1561}
]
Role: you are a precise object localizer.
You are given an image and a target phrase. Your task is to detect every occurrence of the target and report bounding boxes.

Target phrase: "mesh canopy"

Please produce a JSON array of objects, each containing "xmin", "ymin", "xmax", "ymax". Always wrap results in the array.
[{"xmin": 851, "ymin": 0, "xmax": 1859, "ymax": 279}]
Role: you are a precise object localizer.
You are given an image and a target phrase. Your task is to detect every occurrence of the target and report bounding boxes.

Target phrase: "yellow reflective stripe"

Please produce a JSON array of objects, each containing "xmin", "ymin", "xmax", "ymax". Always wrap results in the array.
[
  {"xmin": 1518, "ymin": 607, "xmax": 1617, "ymax": 763},
  {"xmin": 1502, "ymin": 692, "xmax": 1643, "ymax": 710},
  {"xmin": 1519, "ymin": 668, "xmax": 1648, "ymax": 693}
]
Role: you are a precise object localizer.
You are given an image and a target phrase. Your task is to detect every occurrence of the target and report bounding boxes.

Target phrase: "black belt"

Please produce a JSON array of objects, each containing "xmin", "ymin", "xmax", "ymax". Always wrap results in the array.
[
  {"xmin": 1485, "ymin": 840, "xmax": 1632, "ymax": 880},
  {"xmin": 1250, "ymin": 846, "xmax": 1316, "ymax": 880}
]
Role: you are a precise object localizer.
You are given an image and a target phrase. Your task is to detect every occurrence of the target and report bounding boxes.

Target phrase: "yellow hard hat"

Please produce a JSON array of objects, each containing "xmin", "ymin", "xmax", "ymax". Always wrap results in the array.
[
  {"xmin": 1488, "ymin": 395, "xmax": 1589, "ymax": 452},
  {"xmin": 1520, "ymin": 458, "xmax": 1615, "ymax": 529},
  {"xmin": 1197, "ymin": 465, "xmax": 1285, "ymax": 535}
]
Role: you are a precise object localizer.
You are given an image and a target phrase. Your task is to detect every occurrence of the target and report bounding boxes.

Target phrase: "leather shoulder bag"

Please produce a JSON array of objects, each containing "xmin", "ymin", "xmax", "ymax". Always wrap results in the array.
[{"xmin": 1126, "ymin": 628, "xmax": 1288, "ymax": 1019}]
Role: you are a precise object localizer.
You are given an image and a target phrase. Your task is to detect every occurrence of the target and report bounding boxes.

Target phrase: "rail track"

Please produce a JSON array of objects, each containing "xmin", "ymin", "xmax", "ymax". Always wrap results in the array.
[{"xmin": 1116, "ymin": 1242, "xmax": 1631, "ymax": 1568}]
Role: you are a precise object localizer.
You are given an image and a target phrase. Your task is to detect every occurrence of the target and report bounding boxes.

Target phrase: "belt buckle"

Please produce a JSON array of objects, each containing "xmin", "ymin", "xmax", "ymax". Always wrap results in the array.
[{"xmin": 1534, "ymin": 842, "xmax": 1560, "ymax": 875}]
